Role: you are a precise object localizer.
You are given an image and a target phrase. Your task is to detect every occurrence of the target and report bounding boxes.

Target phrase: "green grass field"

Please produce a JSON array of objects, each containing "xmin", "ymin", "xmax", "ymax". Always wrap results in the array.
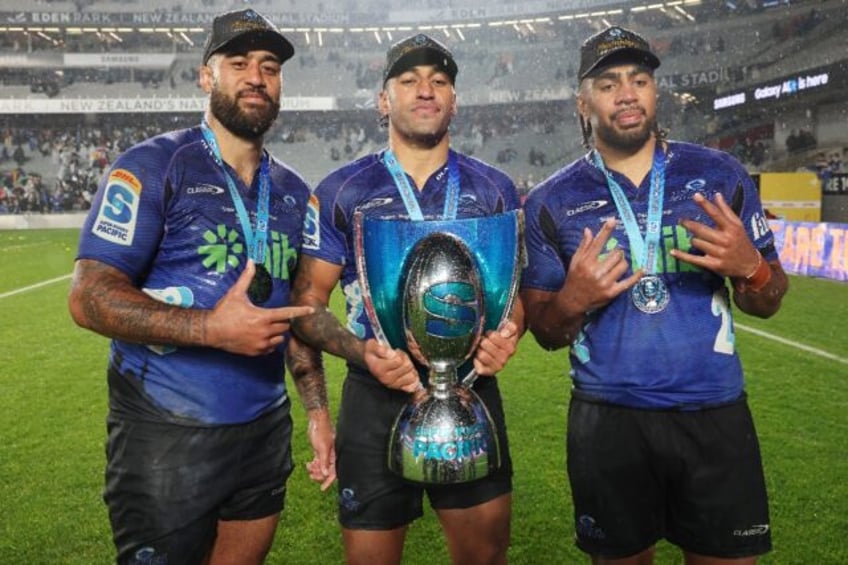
[{"xmin": 1, "ymin": 228, "xmax": 847, "ymax": 564}]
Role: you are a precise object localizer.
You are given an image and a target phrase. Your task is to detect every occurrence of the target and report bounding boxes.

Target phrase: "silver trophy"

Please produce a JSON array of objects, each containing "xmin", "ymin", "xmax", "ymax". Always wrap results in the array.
[{"xmin": 354, "ymin": 211, "xmax": 523, "ymax": 484}]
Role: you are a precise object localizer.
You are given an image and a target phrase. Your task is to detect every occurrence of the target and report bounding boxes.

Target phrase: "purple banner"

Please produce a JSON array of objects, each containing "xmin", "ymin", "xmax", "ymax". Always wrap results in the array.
[{"xmin": 769, "ymin": 220, "xmax": 848, "ymax": 281}]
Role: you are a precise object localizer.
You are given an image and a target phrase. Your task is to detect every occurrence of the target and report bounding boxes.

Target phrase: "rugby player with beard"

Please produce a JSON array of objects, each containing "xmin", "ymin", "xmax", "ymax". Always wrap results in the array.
[
  {"xmin": 521, "ymin": 26, "xmax": 788, "ymax": 565},
  {"xmin": 69, "ymin": 9, "xmax": 333, "ymax": 564}
]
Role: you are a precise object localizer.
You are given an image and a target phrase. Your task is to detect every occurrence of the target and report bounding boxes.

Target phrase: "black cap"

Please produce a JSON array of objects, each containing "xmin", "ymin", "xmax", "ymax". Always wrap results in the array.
[
  {"xmin": 578, "ymin": 26, "xmax": 660, "ymax": 81},
  {"xmin": 202, "ymin": 9, "xmax": 294, "ymax": 65},
  {"xmin": 383, "ymin": 33, "xmax": 458, "ymax": 85}
]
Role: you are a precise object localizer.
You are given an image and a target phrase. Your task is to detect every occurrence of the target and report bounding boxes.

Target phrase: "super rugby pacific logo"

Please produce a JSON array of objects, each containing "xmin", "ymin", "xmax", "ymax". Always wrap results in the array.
[
  {"xmin": 422, "ymin": 281, "xmax": 480, "ymax": 339},
  {"xmin": 92, "ymin": 168, "xmax": 142, "ymax": 246}
]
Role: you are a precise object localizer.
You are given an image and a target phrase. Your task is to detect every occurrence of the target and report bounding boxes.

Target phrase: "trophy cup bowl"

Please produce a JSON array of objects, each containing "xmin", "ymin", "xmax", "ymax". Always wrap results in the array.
[{"xmin": 353, "ymin": 211, "xmax": 524, "ymax": 485}]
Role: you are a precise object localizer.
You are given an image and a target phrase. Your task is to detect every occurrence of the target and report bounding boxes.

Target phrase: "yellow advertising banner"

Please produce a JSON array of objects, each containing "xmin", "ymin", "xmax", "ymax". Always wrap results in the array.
[{"xmin": 757, "ymin": 172, "xmax": 821, "ymax": 222}]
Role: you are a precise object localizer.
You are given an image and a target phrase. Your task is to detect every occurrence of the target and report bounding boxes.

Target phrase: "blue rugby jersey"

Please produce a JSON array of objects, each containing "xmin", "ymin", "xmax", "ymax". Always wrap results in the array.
[
  {"xmin": 302, "ymin": 148, "xmax": 520, "ymax": 377},
  {"xmin": 522, "ymin": 141, "xmax": 777, "ymax": 409},
  {"xmin": 77, "ymin": 126, "xmax": 310, "ymax": 425}
]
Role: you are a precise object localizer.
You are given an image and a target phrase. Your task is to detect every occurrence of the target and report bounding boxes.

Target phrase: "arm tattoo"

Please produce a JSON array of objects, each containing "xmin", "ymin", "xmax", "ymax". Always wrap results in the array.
[
  {"xmin": 286, "ymin": 337, "xmax": 328, "ymax": 412},
  {"xmin": 292, "ymin": 305, "xmax": 367, "ymax": 368},
  {"xmin": 71, "ymin": 259, "xmax": 208, "ymax": 347},
  {"xmin": 290, "ymin": 261, "xmax": 367, "ymax": 367}
]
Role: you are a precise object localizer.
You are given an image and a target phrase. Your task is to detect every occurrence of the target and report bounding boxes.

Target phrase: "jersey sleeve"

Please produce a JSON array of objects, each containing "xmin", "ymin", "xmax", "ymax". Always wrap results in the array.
[
  {"xmin": 728, "ymin": 157, "xmax": 779, "ymax": 262},
  {"xmin": 521, "ymin": 187, "xmax": 567, "ymax": 292},
  {"xmin": 301, "ymin": 173, "xmax": 349, "ymax": 266},
  {"xmin": 77, "ymin": 140, "xmax": 171, "ymax": 283}
]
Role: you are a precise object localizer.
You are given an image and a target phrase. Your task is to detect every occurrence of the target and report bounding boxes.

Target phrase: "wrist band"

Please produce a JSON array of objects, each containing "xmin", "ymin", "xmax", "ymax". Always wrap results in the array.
[{"xmin": 734, "ymin": 254, "xmax": 772, "ymax": 294}]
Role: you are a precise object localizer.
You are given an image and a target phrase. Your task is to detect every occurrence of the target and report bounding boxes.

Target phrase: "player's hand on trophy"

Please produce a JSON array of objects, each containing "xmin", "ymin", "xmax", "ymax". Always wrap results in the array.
[
  {"xmin": 473, "ymin": 320, "xmax": 520, "ymax": 376},
  {"xmin": 363, "ymin": 338, "xmax": 422, "ymax": 393},
  {"xmin": 208, "ymin": 260, "xmax": 314, "ymax": 356}
]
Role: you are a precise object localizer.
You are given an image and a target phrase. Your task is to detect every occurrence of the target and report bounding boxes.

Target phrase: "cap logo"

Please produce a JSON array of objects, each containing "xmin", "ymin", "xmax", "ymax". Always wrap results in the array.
[{"xmin": 596, "ymin": 37, "xmax": 644, "ymax": 58}]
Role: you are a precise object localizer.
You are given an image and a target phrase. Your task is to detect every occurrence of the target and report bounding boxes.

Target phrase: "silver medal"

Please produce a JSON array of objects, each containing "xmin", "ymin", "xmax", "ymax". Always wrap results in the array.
[{"xmin": 631, "ymin": 274, "xmax": 669, "ymax": 314}]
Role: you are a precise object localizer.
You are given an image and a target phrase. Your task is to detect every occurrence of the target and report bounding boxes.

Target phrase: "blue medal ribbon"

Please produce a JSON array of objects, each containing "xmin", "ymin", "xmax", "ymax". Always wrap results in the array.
[
  {"xmin": 591, "ymin": 142, "xmax": 666, "ymax": 275},
  {"xmin": 383, "ymin": 149, "xmax": 461, "ymax": 221},
  {"xmin": 200, "ymin": 120, "xmax": 271, "ymax": 264}
]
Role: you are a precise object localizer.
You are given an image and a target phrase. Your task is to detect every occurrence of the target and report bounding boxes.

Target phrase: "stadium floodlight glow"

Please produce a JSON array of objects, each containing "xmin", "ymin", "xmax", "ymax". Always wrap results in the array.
[
  {"xmin": 179, "ymin": 32, "xmax": 193, "ymax": 46},
  {"xmin": 648, "ymin": 3, "xmax": 664, "ymax": 9},
  {"xmin": 674, "ymin": 6, "xmax": 695, "ymax": 21},
  {"xmin": 631, "ymin": 6, "xmax": 647, "ymax": 12},
  {"xmin": 558, "ymin": 15, "xmax": 575, "ymax": 20},
  {"xmin": 602, "ymin": 18, "xmax": 612, "ymax": 27},
  {"xmin": 109, "ymin": 32, "xmax": 122, "ymax": 42},
  {"xmin": 455, "ymin": 28, "xmax": 465, "ymax": 41},
  {"xmin": 304, "ymin": 31, "xmax": 310, "ymax": 45},
  {"xmin": 373, "ymin": 30, "xmax": 381, "ymax": 43},
  {"xmin": 385, "ymin": 30, "xmax": 393, "ymax": 41},
  {"xmin": 318, "ymin": 30, "xmax": 324, "ymax": 47}
]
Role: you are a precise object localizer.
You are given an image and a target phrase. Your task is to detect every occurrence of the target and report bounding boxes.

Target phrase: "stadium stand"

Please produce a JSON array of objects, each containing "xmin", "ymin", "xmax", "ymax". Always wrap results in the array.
[{"xmin": 0, "ymin": 0, "xmax": 845, "ymax": 219}]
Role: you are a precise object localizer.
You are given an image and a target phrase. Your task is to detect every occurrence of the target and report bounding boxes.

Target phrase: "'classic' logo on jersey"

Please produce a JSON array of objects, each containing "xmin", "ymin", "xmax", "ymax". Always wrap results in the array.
[
  {"xmin": 359, "ymin": 197, "xmax": 394, "ymax": 211},
  {"xmin": 303, "ymin": 193, "xmax": 320, "ymax": 250},
  {"xmin": 186, "ymin": 183, "xmax": 225, "ymax": 195},
  {"xmin": 91, "ymin": 168, "xmax": 141, "ymax": 246},
  {"xmin": 567, "ymin": 200, "xmax": 607, "ymax": 216}
]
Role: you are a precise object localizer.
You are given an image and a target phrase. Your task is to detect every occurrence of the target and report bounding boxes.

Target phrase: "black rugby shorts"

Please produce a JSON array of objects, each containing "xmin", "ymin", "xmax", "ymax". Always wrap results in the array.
[
  {"xmin": 335, "ymin": 371, "xmax": 513, "ymax": 530},
  {"xmin": 104, "ymin": 399, "xmax": 294, "ymax": 565}
]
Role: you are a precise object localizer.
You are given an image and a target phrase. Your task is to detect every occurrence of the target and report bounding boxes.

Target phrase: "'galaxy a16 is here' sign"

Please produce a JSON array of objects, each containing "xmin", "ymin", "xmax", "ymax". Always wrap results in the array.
[{"xmin": 712, "ymin": 64, "xmax": 837, "ymax": 111}]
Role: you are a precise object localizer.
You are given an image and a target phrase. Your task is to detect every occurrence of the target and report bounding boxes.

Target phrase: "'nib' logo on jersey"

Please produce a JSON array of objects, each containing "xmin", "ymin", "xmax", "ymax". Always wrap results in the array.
[{"xmin": 197, "ymin": 224, "xmax": 297, "ymax": 280}]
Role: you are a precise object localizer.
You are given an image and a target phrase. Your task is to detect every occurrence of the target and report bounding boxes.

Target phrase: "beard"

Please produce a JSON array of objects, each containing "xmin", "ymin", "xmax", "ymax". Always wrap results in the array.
[
  {"xmin": 209, "ymin": 87, "xmax": 280, "ymax": 140},
  {"xmin": 593, "ymin": 109, "xmax": 655, "ymax": 154}
]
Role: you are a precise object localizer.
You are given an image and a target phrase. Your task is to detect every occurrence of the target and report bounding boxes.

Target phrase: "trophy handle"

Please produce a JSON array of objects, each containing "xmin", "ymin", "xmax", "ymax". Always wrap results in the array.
[
  {"xmin": 353, "ymin": 211, "xmax": 391, "ymax": 346},
  {"xmin": 459, "ymin": 209, "xmax": 525, "ymax": 389}
]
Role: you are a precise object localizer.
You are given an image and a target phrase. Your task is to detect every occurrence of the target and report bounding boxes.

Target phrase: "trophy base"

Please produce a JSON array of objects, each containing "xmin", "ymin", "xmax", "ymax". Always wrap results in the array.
[{"xmin": 387, "ymin": 386, "xmax": 501, "ymax": 484}]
